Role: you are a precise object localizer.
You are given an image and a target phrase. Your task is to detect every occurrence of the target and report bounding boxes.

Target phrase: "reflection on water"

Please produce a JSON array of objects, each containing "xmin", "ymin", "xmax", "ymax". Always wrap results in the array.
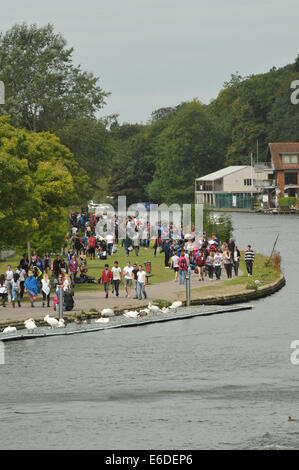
[{"xmin": 0, "ymin": 213, "xmax": 298, "ymax": 450}]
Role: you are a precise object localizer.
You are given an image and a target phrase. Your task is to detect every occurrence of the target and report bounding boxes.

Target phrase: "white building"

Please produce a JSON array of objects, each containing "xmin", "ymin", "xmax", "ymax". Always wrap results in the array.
[{"xmin": 195, "ymin": 166, "xmax": 268, "ymax": 209}]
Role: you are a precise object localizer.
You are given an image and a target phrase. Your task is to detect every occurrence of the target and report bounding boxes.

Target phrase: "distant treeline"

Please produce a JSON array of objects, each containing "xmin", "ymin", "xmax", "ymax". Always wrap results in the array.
[{"xmin": 1, "ymin": 23, "xmax": 299, "ymax": 205}]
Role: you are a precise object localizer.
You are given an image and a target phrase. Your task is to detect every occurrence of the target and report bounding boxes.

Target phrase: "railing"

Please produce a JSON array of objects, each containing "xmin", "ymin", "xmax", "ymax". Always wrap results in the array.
[
  {"xmin": 254, "ymin": 179, "xmax": 276, "ymax": 188},
  {"xmin": 254, "ymin": 162, "xmax": 274, "ymax": 172}
]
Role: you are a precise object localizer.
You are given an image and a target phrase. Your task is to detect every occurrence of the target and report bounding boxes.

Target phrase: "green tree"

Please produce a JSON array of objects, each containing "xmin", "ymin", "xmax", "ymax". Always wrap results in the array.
[
  {"xmin": 0, "ymin": 116, "xmax": 86, "ymax": 257},
  {"xmin": 0, "ymin": 23, "xmax": 108, "ymax": 132}
]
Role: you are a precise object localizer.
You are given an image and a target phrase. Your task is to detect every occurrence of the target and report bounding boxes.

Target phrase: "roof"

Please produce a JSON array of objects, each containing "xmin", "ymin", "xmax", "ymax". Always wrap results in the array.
[
  {"xmin": 196, "ymin": 166, "xmax": 248, "ymax": 182},
  {"xmin": 267, "ymin": 143, "xmax": 299, "ymax": 170}
]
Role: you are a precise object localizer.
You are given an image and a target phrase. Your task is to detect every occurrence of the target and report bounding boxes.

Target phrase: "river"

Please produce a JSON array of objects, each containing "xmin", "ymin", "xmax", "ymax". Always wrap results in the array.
[{"xmin": 0, "ymin": 213, "xmax": 298, "ymax": 450}]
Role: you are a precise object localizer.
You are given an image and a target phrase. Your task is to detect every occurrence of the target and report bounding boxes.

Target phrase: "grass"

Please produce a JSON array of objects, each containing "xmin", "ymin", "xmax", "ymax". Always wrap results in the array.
[
  {"xmin": 0, "ymin": 242, "xmax": 174, "ymax": 294},
  {"xmin": 190, "ymin": 252, "xmax": 281, "ymax": 296}
]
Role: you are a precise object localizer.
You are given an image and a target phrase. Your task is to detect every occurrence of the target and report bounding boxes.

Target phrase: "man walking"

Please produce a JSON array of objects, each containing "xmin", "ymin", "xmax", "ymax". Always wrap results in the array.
[
  {"xmin": 137, "ymin": 265, "xmax": 147, "ymax": 300},
  {"xmin": 245, "ymin": 245, "xmax": 255, "ymax": 276},
  {"xmin": 101, "ymin": 264, "xmax": 112, "ymax": 298}
]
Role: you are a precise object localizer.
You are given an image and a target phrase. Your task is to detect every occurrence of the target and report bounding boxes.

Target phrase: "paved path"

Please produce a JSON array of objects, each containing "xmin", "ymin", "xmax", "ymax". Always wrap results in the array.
[{"xmin": 0, "ymin": 270, "xmax": 242, "ymax": 325}]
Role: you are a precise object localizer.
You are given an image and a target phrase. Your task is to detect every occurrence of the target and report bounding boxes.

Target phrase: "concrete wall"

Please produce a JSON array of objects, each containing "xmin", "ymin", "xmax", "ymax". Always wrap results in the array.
[{"xmin": 222, "ymin": 167, "xmax": 265, "ymax": 192}]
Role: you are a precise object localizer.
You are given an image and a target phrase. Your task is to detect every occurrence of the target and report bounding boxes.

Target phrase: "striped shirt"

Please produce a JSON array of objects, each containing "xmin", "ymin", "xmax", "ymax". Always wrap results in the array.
[{"xmin": 245, "ymin": 250, "xmax": 255, "ymax": 262}]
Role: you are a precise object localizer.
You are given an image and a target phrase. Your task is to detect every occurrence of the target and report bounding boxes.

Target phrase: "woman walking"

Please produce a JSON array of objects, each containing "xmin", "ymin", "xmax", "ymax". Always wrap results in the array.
[
  {"xmin": 11, "ymin": 273, "xmax": 21, "ymax": 308},
  {"xmin": 195, "ymin": 250, "xmax": 205, "ymax": 281},
  {"xmin": 0, "ymin": 274, "xmax": 8, "ymax": 307},
  {"xmin": 24, "ymin": 270, "xmax": 39, "ymax": 307},
  {"xmin": 205, "ymin": 252, "xmax": 214, "ymax": 280},
  {"xmin": 223, "ymin": 249, "xmax": 233, "ymax": 279},
  {"xmin": 42, "ymin": 272, "xmax": 51, "ymax": 307},
  {"xmin": 233, "ymin": 246, "xmax": 241, "ymax": 276}
]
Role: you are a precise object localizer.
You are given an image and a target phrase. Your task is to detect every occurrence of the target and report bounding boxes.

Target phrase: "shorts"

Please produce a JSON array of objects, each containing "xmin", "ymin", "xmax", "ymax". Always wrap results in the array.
[
  {"xmin": 173, "ymin": 267, "xmax": 179, "ymax": 272},
  {"xmin": 125, "ymin": 278, "xmax": 132, "ymax": 287}
]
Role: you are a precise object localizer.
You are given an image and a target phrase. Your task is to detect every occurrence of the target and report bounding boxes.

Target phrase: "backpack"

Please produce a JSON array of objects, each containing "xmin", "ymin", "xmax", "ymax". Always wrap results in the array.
[{"xmin": 180, "ymin": 257, "xmax": 187, "ymax": 269}]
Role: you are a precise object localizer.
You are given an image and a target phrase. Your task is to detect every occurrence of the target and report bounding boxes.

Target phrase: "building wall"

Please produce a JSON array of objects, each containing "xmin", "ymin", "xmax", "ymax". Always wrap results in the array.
[
  {"xmin": 222, "ymin": 167, "xmax": 265, "ymax": 192},
  {"xmin": 276, "ymin": 171, "xmax": 285, "ymax": 196}
]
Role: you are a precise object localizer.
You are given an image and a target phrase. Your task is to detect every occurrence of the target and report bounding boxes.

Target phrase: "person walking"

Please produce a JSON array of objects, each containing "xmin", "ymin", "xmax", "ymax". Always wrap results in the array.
[
  {"xmin": 223, "ymin": 249, "xmax": 233, "ymax": 279},
  {"xmin": 132, "ymin": 263, "xmax": 139, "ymax": 299},
  {"xmin": 233, "ymin": 246, "xmax": 241, "ymax": 276},
  {"xmin": 163, "ymin": 239, "xmax": 172, "ymax": 268},
  {"xmin": 68, "ymin": 256, "xmax": 79, "ymax": 287},
  {"xmin": 178, "ymin": 251, "xmax": 188, "ymax": 285},
  {"xmin": 11, "ymin": 273, "xmax": 21, "ymax": 308},
  {"xmin": 24, "ymin": 270, "xmax": 39, "ymax": 307},
  {"xmin": 5, "ymin": 264, "xmax": 14, "ymax": 303},
  {"xmin": 137, "ymin": 265, "xmax": 147, "ymax": 300},
  {"xmin": 0, "ymin": 274, "xmax": 8, "ymax": 307},
  {"xmin": 213, "ymin": 250, "xmax": 223, "ymax": 280},
  {"xmin": 205, "ymin": 252, "xmax": 214, "ymax": 280},
  {"xmin": 171, "ymin": 251, "xmax": 179, "ymax": 281},
  {"xmin": 132, "ymin": 230, "xmax": 140, "ymax": 256},
  {"xmin": 245, "ymin": 245, "xmax": 255, "ymax": 276},
  {"xmin": 123, "ymin": 261, "xmax": 134, "ymax": 298},
  {"xmin": 42, "ymin": 272, "xmax": 51, "ymax": 307},
  {"xmin": 101, "ymin": 264, "xmax": 112, "ymax": 298},
  {"xmin": 16, "ymin": 265, "xmax": 26, "ymax": 299},
  {"xmin": 195, "ymin": 250, "xmax": 205, "ymax": 281},
  {"xmin": 111, "ymin": 261, "xmax": 122, "ymax": 297}
]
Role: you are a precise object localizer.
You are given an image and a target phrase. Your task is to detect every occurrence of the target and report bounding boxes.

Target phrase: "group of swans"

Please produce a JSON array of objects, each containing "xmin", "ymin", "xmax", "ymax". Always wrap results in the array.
[{"xmin": 123, "ymin": 301, "xmax": 183, "ymax": 319}]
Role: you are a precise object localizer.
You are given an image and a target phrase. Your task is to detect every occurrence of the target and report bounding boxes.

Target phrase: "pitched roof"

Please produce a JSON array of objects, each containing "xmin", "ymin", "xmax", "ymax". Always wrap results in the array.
[
  {"xmin": 196, "ymin": 166, "xmax": 248, "ymax": 182},
  {"xmin": 267, "ymin": 143, "xmax": 299, "ymax": 169}
]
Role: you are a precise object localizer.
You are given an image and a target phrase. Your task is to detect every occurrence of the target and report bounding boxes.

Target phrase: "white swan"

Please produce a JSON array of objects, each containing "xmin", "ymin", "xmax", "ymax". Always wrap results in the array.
[
  {"xmin": 139, "ymin": 308, "xmax": 150, "ymax": 316},
  {"xmin": 169, "ymin": 301, "xmax": 183, "ymax": 310},
  {"xmin": 58, "ymin": 319, "xmax": 65, "ymax": 328},
  {"xmin": 95, "ymin": 317, "xmax": 110, "ymax": 324},
  {"xmin": 3, "ymin": 326, "xmax": 17, "ymax": 334},
  {"xmin": 44, "ymin": 314, "xmax": 60, "ymax": 328},
  {"xmin": 162, "ymin": 307, "xmax": 169, "ymax": 313},
  {"xmin": 101, "ymin": 308, "xmax": 115, "ymax": 317},
  {"xmin": 148, "ymin": 302, "xmax": 161, "ymax": 314},
  {"xmin": 123, "ymin": 310, "xmax": 139, "ymax": 318},
  {"xmin": 24, "ymin": 318, "xmax": 37, "ymax": 332}
]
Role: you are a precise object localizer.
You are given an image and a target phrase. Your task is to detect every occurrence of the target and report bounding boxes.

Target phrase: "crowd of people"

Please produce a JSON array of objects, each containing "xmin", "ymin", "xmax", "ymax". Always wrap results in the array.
[{"xmin": 0, "ymin": 208, "xmax": 255, "ymax": 309}]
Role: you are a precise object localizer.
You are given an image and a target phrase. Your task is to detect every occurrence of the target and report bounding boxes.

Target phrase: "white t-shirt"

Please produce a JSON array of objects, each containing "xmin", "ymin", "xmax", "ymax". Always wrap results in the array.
[
  {"xmin": 106, "ymin": 234, "xmax": 114, "ymax": 245},
  {"xmin": 112, "ymin": 266, "xmax": 121, "ymax": 280},
  {"xmin": 5, "ymin": 270, "xmax": 14, "ymax": 281},
  {"xmin": 123, "ymin": 266, "xmax": 133, "ymax": 279},
  {"xmin": 72, "ymin": 227, "xmax": 78, "ymax": 235},
  {"xmin": 171, "ymin": 255, "xmax": 179, "ymax": 268},
  {"xmin": 214, "ymin": 253, "xmax": 223, "ymax": 266},
  {"xmin": 137, "ymin": 270, "xmax": 146, "ymax": 284},
  {"xmin": 42, "ymin": 279, "xmax": 51, "ymax": 295}
]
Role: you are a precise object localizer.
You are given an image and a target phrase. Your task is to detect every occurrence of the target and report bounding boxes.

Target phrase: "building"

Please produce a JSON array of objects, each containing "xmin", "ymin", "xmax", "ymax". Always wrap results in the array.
[
  {"xmin": 195, "ymin": 166, "xmax": 266, "ymax": 209},
  {"xmin": 254, "ymin": 143, "xmax": 299, "ymax": 207}
]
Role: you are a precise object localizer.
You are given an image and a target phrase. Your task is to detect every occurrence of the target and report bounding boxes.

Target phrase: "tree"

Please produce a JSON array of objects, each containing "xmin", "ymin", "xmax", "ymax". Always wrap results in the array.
[
  {"xmin": 0, "ymin": 116, "xmax": 87, "ymax": 257},
  {"xmin": 0, "ymin": 23, "xmax": 109, "ymax": 132}
]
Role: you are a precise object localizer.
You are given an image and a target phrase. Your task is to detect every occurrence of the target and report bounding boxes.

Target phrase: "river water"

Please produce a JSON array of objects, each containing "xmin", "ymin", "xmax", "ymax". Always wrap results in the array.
[{"xmin": 0, "ymin": 213, "xmax": 298, "ymax": 450}]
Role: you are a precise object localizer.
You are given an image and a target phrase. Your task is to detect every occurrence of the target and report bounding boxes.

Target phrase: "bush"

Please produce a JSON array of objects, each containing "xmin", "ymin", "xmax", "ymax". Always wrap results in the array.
[{"xmin": 280, "ymin": 197, "xmax": 297, "ymax": 207}]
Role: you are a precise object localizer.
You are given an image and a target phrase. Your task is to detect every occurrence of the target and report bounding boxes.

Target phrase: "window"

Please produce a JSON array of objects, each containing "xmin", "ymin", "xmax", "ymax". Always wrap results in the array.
[
  {"xmin": 283, "ymin": 154, "xmax": 298, "ymax": 164},
  {"xmin": 244, "ymin": 179, "xmax": 252, "ymax": 186},
  {"xmin": 285, "ymin": 172, "xmax": 298, "ymax": 185}
]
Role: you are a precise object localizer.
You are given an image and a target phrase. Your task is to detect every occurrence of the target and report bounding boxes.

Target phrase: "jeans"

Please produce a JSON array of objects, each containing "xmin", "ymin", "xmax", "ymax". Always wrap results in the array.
[
  {"xmin": 113, "ymin": 279, "xmax": 120, "ymax": 296},
  {"xmin": 224, "ymin": 263, "xmax": 233, "ymax": 278},
  {"xmin": 246, "ymin": 261, "xmax": 253, "ymax": 275},
  {"xmin": 108, "ymin": 243, "xmax": 113, "ymax": 256},
  {"xmin": 12, "ymin": 286, "xmax": 20, "ymax": 302},
  {"xmin": 207, "ymin": 265, "xmax": 214, "ymax": 279},
  {"xmin": 179, "ymin": 270, "xmax": 186, "ymax": 284},
  {"xmin": 138, "ymin": 281, "xmax": 147, "ymax": 300},
  {"xmin": 70, "ymin": 272, "xmax": 77, "ymax": 286},
  {"xmin": 103, "ymin": 282, "xmax": 109, "ymax": 297},
  {"xmin": 233, "ymin": 261, "xmax": 239, "ymax": 276},
  {"xmin": 214, "ymin": 265, "xmax": 221, "ymax": 280},
  {"xmin": 134, "ymin": 279, "xmax": 138, "ymax": 297},
  {"xmin": 42, "ymin": 291, "xmax": 50, "ymax": 306}
]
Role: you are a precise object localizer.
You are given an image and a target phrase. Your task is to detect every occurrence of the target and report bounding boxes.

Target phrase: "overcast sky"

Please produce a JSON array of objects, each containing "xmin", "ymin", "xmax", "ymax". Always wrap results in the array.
[{"xmin": 2, "ymin": 0, "xmax": 299, "ymax": 123}]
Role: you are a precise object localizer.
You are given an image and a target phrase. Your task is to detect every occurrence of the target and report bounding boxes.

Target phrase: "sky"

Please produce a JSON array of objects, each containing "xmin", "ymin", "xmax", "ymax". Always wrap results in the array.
[{"xmin": 1, "ymin": 0, "xmax": 299, "ymax": 123}]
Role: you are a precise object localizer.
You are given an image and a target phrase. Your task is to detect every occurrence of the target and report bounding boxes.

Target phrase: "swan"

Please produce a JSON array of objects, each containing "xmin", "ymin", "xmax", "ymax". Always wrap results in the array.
[
  {"xmin": 162, "ymin": 307, "xmax": 169, "ymax": 313},
  {"xmin": 95, "ymin": 317, "xmax": 110, "ymax": 323},
  {"xmin": 123, "ymin": 310, "xmax": 139, "ymax": 318},
  {"xmin": 24, "ymin": 318, "xmax": 37, "ymax": 333},
  {"xmin": 3, "ymin": 326, "xmax": 17, "ymax": 334},
  {"xmin": 148, "ymin": 302, "xmax": 161, "ymax": 314},
  {"xmin": 44, "ymin": 314, "xmax": 60, "ymax": 328},
  {"xmin": 139, "ymin": 308, "xmax": 150, "ymax": 316},
  {"xmin": 169, "ymin": 301, "xmax": 183, "ymax": 310},
  {"xmin": 101, "ymin": 308, "xmax": 115, "ymax": 317},
  {"xmin": 58, "ymin": 319, "xmax": 65, "ymax": 328}
]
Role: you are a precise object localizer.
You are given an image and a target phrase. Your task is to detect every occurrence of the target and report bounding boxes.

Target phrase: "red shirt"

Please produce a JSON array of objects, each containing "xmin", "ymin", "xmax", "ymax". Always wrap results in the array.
[{"xmin": 101, "ymin": 269, "xmax": 112, "ymax": 283}]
